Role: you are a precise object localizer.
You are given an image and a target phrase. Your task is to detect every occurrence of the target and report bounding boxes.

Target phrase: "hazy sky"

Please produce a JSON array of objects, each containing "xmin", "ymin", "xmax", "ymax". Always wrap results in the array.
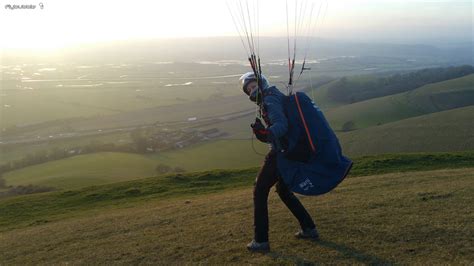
[{"xmin": 0, "ymin": 0, "xmax": 472, "ymax": 49}]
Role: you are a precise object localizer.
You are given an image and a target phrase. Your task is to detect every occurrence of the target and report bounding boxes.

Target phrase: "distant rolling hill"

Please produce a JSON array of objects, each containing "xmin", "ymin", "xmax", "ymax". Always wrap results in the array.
[
  {"xmin": 325, "ymin": 74, "xmax": 474, "ymax": 130},
  {"xmin": 310, "ymin": 65, "xmax": 474, "ymax": 109},
  {"xmin": 2, "ymin": 148, "xmax": 474, "ymax": 191},
  {"xmin": 1, "ymin": 152, "xmax": 158, "ymax": 190},
  {"xmin": 1, "ymin": 140, "xmax": 268, "ymax": 190},
  {"xmin": 339, "ymin": 105, "xmax": 474, "ymax": 157}
]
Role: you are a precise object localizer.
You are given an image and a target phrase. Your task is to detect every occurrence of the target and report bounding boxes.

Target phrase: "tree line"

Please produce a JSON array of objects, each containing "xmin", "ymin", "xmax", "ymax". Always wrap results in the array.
[{"xmin": 327, "ymin": 65, "xmax": 474, "ymax": 104}]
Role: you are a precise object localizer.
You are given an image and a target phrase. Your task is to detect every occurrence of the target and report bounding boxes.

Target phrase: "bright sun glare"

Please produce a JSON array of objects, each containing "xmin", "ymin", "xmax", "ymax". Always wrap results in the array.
[
  {"xmin": 0, "ymin": 0, "xmax": 471, "ymax": 49},
  {"xmin": 1, "ymin": 0, "xmax": 239, "ymax": 49}
]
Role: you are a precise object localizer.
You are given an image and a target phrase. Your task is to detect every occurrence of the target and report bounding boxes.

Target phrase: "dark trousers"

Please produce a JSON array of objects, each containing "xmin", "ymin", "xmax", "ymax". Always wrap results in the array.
[{"xmin": 253, "ymin": 150, "xmax": 316, "ymax": 242}]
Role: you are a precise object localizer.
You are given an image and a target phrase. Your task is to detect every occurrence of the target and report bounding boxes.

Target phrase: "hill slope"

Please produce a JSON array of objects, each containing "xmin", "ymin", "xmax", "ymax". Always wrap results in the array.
[
  {"xmin": 1, "ymin": 167, "xmax": 473, "ymax": 264},
  {"xmin": 1, "ymin": 139, "xmax": 268, "ymax": 190},
  {"xmin": 339, "ymin": 105, "xmax": 474, "ymax": 156},
  {"xmin": 3, "ymin": 148, "xmax": 474, "ymax": 191},
  {"xmin": 325, "ymin": 74, "xmax": 474, "ymax": 130},
  {"xmin": 309, "ymin": 65, "xmax": 474, "ymax": 108},
  {"xmin": 1, "ymin": 152, "xmax": 158, "ymax": 189}
]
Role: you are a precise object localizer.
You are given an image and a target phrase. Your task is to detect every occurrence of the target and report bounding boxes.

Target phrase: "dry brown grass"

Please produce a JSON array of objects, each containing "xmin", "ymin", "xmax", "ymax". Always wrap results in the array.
[{"xmin": 1, "ymin": 168, "xmax": 473, "ymax": 264}]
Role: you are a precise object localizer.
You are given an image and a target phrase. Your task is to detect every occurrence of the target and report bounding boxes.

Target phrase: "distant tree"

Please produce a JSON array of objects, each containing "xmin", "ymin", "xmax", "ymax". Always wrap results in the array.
[
  {"xmin": 341, "ymin": 121, "xmax": 356, "ymax": 132},
  {"xmin": 326, "ymin": 65, "xmax": 474, "ymax": 104},
  {"xmin": 34, "ymin": 150, "xmax": 49, "ymax": 164},
  {"xmin": 0, "ymin": 184, "xmax": 54, "ymax": 198},
  {"xmin": 49, "ymin": 147, "xmax": 68, "ymax": 160},
  {"xmin": 156, "ymin": 164, "xmax": 172, "ymax": 175},
  {"xmin": 173, "ymin": 167, "xmax": 186, "ymax": 173}
]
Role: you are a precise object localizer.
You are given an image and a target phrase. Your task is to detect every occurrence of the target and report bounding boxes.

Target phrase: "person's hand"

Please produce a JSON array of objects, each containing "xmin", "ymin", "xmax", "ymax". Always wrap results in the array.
[{"xmin": 251, "ymin": 118, "xmax": 270, "ymax": 143}]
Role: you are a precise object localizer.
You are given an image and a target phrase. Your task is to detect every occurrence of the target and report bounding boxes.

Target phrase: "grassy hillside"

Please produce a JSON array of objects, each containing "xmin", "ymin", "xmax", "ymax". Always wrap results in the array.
[
  {"xmin": 1, "ymin": 167, "xmax": 473, "ymax": 264},
  {"xmin": 3, "ymin": 148, "xmax": 474, "ymax": 192},
  {"xmin": 0, "ymin": 131, "xmax": 133, "ymax": 165},
  {"xmin": 309, "ymin": 66, "xmax": 474, "ymax": 109},
  {"xmin": 325, "ymin": 74, "xmax": 474, "ymax": 130},
  {"xmin": 2, "ymin": 140, "xmax": 268, "ymax": 189},
  {"xmin": 149, "ymin": 139, "xmax": 268, "ymax": 170},
  {"xmin": 1, "ymin": 152, "xmax": 158, "ymax": 189},
  {"xmin": 307, "ymin": 79, "xmax": 345, "ymax": 109},
  {"xmin": 309, "ymin": 74, "xmax": 393, "ymax": 109},
  {"xmin": 339, "ymin": 105, "xmax": 474, "ymax": 156},
  {"xmin": 313, "ymin": 65, "xmax": 474, "ymax": 106}
]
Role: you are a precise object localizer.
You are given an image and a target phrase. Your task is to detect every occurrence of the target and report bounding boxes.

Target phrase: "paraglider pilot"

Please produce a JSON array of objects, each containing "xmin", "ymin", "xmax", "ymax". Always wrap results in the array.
[{"xmin": 240, "ymin": 72, "xmax": 319, "ymax": 252}]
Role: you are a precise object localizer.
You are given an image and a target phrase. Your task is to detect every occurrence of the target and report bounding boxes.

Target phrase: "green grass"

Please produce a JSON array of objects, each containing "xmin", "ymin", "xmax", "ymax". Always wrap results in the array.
[
  {"xmin": 0, "ymin": 168, "xmax": 258, "ymax": 231},
  {"xmin": 339, "ymin": 105, "xmax": 474, "ymax": 156},
  {"xmin": 325, "ymin": 74, "xmax": 474, "ymax": 130},
  {"xmin": 349, "ymin": 151, "xmax": 474, "ymax": 176},
  {"xmin": 307, "ymin": 79, "xmax": 346, "ymax": 109},
  {"xmin": 0, "ymin": 168, "xmax": 256, "ymax": 231},
  {"xmin": 0, "ymin": 167, "xmax": 472, "ymax": 264},
  {"xmin": 1, "ymin": 151, "xmax": 473, "ymax": 232},
  {"xmin": 2, "ymin": 140, "xmax": 268, "ymax": 189},
  {"xmin": 149, "ymin": 139, "xmax": 268, "ymax": 170},
  {"xmin": 2, "ymin": 152, "xmax": 158, "ymax": 189},
  {"xmin": 307, "ymin": 74, "xmax": 393, "ymax": 109}
]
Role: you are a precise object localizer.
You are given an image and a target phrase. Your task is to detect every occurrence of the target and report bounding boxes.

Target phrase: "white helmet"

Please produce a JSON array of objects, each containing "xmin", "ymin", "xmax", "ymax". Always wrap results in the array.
[{"xmin": 239, "ymin": 72, "xmax": 269, "ymax": 95}]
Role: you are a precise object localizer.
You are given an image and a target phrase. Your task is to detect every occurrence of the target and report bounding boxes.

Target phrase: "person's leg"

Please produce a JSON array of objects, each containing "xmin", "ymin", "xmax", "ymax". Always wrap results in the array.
[
  {"xmin": 253, "ymin": 151, "xmax": 279, "ymax": 243},
  {"xmin": 275, "ymin": 179, "xmax": 316, "ymax": 230}
]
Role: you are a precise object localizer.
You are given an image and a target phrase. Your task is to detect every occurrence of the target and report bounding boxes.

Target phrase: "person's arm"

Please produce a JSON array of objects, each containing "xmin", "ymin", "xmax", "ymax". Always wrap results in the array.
[{"xmin": 264, "ymin": 94, "xmax": 288, "ymax": 141}]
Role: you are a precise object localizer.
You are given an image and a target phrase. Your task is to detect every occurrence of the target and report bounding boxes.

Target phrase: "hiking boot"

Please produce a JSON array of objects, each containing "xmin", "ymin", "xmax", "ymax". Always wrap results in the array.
[
  {"xmin": 295, "ymin": 227, "xmax": 319, "ymax": 239},
  {"xmin": 246, "ymin": 239, "xmax": 270, "ymax": 252}
]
